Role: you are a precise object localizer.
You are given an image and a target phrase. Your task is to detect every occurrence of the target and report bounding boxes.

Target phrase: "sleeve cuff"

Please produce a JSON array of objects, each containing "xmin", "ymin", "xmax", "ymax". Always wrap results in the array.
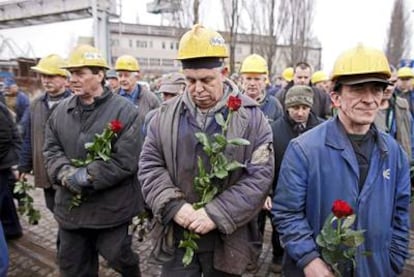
[
  {"xmin": 162, "ymin": 199, "xmax": 186, "ymax": 225},
  {"xmin": 297, "ymin": 251, "xmax": 320, "ymax": 269}
]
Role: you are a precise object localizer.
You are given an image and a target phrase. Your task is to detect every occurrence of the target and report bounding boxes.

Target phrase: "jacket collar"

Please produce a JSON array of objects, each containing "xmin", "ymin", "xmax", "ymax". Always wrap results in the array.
[
  {"xmin": 41, "ymin": 89, "xmax": 72, "ymax": 103},
  {"xmin": 66, "ymin": 87, "xmax": 111, "ymax": 111},
  {"xmin": 325, "ymin": 116, "xmax": 388, "ymax": 156}
]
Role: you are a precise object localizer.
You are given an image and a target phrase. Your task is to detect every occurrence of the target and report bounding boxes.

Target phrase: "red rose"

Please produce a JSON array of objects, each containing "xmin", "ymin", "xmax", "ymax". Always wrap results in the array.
[
  {"xmin": 227, "ymin": 95, "xmax": 242, "ymax": 111},
  {"xmin": 331, "ymin": 200, "xmax": 353, "ymax": 219},
  {"xmin": 109, "ymin": 120, "xmax": 123, "ymax": 133}
]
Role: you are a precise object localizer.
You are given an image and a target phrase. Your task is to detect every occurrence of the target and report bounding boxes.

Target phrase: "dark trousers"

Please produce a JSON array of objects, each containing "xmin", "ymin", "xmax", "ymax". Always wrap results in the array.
[
  {"xmin": 161, "ymin": 248, "xmax": 240, "ymax": 277},
  {"xmin": 257, "ymin": 210, "xmax": 283, "ymax": 262},
  {"xmin": 44, "ymin": 187, "xmax": 60, "ymax": 257},
  {"xmin": 0, "ymin": 169, "xmax": 22, "ymax": 238},
  {"xmin": 59, "ymin": 222, "xmax": 140, "ymax": 277}
]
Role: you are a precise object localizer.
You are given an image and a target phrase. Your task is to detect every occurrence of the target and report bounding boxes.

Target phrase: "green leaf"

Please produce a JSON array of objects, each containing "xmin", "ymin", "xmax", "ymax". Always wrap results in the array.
[
  {"xmin": 342, "ymin": 229, "xmax": 365, "ymax": 247},
  {"xmin": 182, "ymin": 247, "xmax": 194, "ymax": 267},
  {"xmin": 84, "ymin": 142, "xmax": 94, "ymax": 150},
  {"xmin": 227, "ymin": 138, "xmax": 250, "ymax": 146},
  {"xmin": 215, "ymin": 113, "xmax": 226, "ymax": 127},
  {"xmin": 97, "ymin": 151, "xmax": 110, "ymax": 161},
  {"xmin": 211, "ymin": 142, "xmax": 223, "ymax": 154},
  {"xmin": 214, "ymin": 169, "xmax": 228, "ymax": 179},
  {"xmin": 213, "ymin": 133, "xmax": 227, "ymax": 147},
  {"xmin": 316, "ymin": 234, "xmax": 327, "ymax": 247},
  {"xmin": 225, "ymin": 161, "xmax": 245, "ymax": 171},
  {"xmin": 341, "ymin": 214, "xmax": 356, "ymax": 229},
  {"xmin": 195, "ymin": 132, "xmax": 210, "ymax": 148}
]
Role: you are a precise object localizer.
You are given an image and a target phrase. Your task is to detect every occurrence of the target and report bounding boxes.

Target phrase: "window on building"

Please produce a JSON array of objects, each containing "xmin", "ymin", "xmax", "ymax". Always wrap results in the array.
[
  {"xmin": 138, "ymin": 58, "xmax": 148, "ymax": 66},
  {"xmin": 162, "ymin": 42, "xmax": 166, "ymax": 49},
  {"xmin": 161, "ymin": 59, "xmax": 174, "ymax": 66},
  {"xmin": 129, "ymin": 39, "xmax": 133, "ymax": 48},
  {"xmin": 170, "ymin": 42, "xmax": 174, "ymax": 50},
  {"xmin": 111, "ymin": 39, "xmax": 119, "ymax": 47},
  {"xmin": 150, "ymin": 58, "xmax": 161, "ymax": 66}
]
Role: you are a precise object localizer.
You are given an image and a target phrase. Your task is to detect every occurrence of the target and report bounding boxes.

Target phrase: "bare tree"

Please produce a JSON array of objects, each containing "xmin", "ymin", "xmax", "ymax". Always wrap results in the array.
[
  {"xmin": 241, "ymin": 0, "xmax": 293, "ymax": 76},
  {"xmin": 385, "ymin": 0, "xmax": 412, "ymax": 68},
  {"xmin": 221, "ymin": 0, "xmax": 241, "ymax": 74},
  {"xmin": 283, "ymin": 0, "xmax": 315, "ymax": 65}
]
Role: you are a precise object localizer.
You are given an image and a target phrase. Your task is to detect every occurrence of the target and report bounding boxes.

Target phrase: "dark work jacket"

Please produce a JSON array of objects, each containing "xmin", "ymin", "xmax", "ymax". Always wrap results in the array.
[
  {"xmin": 271, "ymin": 112, "xmax": 323, "ymax": 192},
  {"xmin": 18, "ymin": 90, "xmax": 72, "ymax": 188},
  {"xmin": 44, "ymin": 89, "xmax": 143, "ymax": 229},
  {"xmin": 0, "ymin": 102, "xmax": 20, "ymax": 169}
]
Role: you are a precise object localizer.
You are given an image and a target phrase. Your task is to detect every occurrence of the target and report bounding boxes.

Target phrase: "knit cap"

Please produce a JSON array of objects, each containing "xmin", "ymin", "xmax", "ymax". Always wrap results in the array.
[{"xmin": 285, "ymin": 85, "xmax": 313, "ymax": 108}]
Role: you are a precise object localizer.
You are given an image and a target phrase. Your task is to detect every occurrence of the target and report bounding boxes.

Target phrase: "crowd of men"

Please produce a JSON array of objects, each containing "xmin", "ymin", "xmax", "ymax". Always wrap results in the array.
[{"xmin": 0, "ymin": 23, "xmax": 412, "ymax": 277}]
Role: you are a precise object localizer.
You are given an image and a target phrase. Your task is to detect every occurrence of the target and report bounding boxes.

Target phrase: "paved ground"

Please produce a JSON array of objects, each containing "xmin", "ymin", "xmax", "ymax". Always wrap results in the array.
[{"xmin": 5, "ymin": 179, "xmax": 414, "ymax": 276}]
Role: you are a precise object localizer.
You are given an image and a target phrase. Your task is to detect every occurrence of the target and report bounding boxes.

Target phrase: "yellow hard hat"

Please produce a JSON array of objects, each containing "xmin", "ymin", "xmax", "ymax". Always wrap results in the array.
[
  {"xmin": 31, "ymin": 54, "xmax": 69, "ymax": 77},
  {"xmin": 63, "ymin": 44, "xmax": 109, "ymax": 69},
  {"xmin": 311, "ymin": 70, "xmax": 328, "ymax": 84},
  {"xmin": 331, "ymin": 44, "xmax": 391, "ymax": 81},
  {"xmin": 177, "ymin": 24, "xmax": 228, "ymax": 60},
  {"xmin": 397, "ymin": 67, "xmax": 414, "ymax": 78},
  {"xmin": 240, "ymin": 54, "xmax": 268, "ymax": 74},
  {"xmin": 282, "ymin": 67, "xmax": 294, "ymax": 82},
  {"xmin": 115, "ymin": 55, "xmax": 140, "ymax": 71}
]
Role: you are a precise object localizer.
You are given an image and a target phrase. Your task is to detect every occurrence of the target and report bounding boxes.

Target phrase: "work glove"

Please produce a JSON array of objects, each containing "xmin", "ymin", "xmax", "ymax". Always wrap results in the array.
[
  {"xmin": 62, "ymin": 167, "xmax": 92, "ymax": 194},
  {"xmin": 57, "ymin": 165, "xmax": 77, "ymax": 183}
]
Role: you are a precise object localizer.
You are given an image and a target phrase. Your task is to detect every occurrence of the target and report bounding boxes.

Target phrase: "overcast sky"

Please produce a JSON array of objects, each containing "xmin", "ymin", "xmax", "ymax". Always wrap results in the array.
[{"xmin": 0, "ymin": 0, "xmax": 413, "ymax": 73}]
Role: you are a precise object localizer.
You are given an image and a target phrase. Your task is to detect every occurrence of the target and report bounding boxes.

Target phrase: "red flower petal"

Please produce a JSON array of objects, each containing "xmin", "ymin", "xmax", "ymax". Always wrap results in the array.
[
  {"xmin": 109, "ymin": 120, "xmax": 123, "ymax": 133},
  {"xmin": 331, "ymin": 199, "xmax": 353, "ymax": 219},
  {"xmin": 227, "ymin": 95, "xmax": 242, "ymax": 111}
]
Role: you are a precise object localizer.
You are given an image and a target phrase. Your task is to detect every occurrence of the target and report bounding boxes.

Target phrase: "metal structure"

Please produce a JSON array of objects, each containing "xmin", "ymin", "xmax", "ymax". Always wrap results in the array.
[
  {"xmin": 0, "ymin": 0, "xmax": 120, "ymax": 62},
  {"xmin": 146, "ymin": 0, "xmax": 180, "ymax": 14},
  {"xmin": 0, "ymin": 34, "xmax": 35, "ymax": 59}
]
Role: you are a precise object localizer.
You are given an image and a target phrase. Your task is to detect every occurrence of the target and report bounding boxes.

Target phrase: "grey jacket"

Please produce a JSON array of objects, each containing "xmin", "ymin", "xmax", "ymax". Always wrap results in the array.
[
  {"xmin": 375, "ymin": 96, "xmax": 413, "ymax": 160},
  {"xmin": 44, "ymin": 89, "xmax": 143, "ymax": 229},
  {"xmin": 139, "ymin": 80, "xmax": 274, "ymax": 275}
]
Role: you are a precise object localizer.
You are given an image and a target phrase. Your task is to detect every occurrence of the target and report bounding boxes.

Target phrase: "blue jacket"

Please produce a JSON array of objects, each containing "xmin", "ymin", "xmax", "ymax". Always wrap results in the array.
[
  {"xmin": 0, "ymin": 223, "xmax": 8, "ymax": 277},
  {"xmin": 272, "ymin": 117, "xmax": 410, "ymax": 276},
  {"xmin": 260, "ymin": 93, "xmax": 283, "ymax": 123}
]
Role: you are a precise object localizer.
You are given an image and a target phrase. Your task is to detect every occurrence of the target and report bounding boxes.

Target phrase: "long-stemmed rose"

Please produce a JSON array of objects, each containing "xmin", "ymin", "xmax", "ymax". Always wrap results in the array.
[
  {"xmin": 316, "ymin": 200, "xmax": 368, "ymax": 276},
  {"xmin": 69, "ymin": 120, "xmax": 123, "ymax": 210},
  {"xmin": 179, "ymin": 95, "xmax": 250, "ymax": 266}
]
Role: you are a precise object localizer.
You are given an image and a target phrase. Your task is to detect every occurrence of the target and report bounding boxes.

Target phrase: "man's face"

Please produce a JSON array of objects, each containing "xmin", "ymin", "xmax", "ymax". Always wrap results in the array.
[
  {"xmin": 332, "ymin": 82, "xmax": 384, "ymax": 127},
  {"xmin": 397, "ymin": 77, "xmax": 412, "ymax": 92},
  {"xmin": 315, "ymin": 81, "xmax": 331, "ymax": 93},
  {"xmin": 41, "ymin": 74, "xmax": 67, "ymax": 95},
  {"xmin": 287, "ymin": 104, "xmax": 311, "ymax": 124},
  {"xmin": 184, "ymin": 67, "xmax": 224, "ymax": 110},
  {"xmin": 106, "ymin": 78, "xmax": 119, "ymax": 91},
  {"xmin": 383, "ymin": 74, "xmax": 397, "ymax": 101},
  {"xmin": 241, "ymin": 73, "xmax": 266, "ymax": 100},
  {"xmin": 5, "ymin": 84, "xmax": 18, "ymax": 95},
  {"xmin": 69, "ymin": 67, "xmax": 103, "ymax": 101},
  {"xmin": 118, "ymin": 71, "xmax": 139, "ymax": 92},
  {"xmin": 294, "ymin": 67, "xmax": 311, "ymax": 85}
]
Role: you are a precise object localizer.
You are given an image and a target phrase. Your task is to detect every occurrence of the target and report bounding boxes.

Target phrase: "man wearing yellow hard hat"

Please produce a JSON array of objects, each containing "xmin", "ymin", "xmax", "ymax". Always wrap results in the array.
[
  {"xmin": 395, "ymin": 67, "xmax": 414, "ymax": 117},
  {"xmin": 139, "ymin": 24, "xmax": 274, "ymax": 276},
  {"xmin": 277, "ymin": 62, "xmax": 331, "ymax": 119},
  {"xmin": 240, "ymin": 54, "xmax": 283, "ymax": 123},
  {"xmin": 311, "ymin": 70, "xmax": 331, "ymax": 94},
  {"xmin": 273, "ymin": 45, "xmax": 410, "ymax": 276},
  {"xmin": 115, "ymin": 55, "xmax": 160, "ymax": 121},
  {"xmin": 19, "ymin": 54, "xmax": 72, "ymax": 211},
  {"xmin": 43, "ymin": 45, "xmax": 143, "ymax": 276}
]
